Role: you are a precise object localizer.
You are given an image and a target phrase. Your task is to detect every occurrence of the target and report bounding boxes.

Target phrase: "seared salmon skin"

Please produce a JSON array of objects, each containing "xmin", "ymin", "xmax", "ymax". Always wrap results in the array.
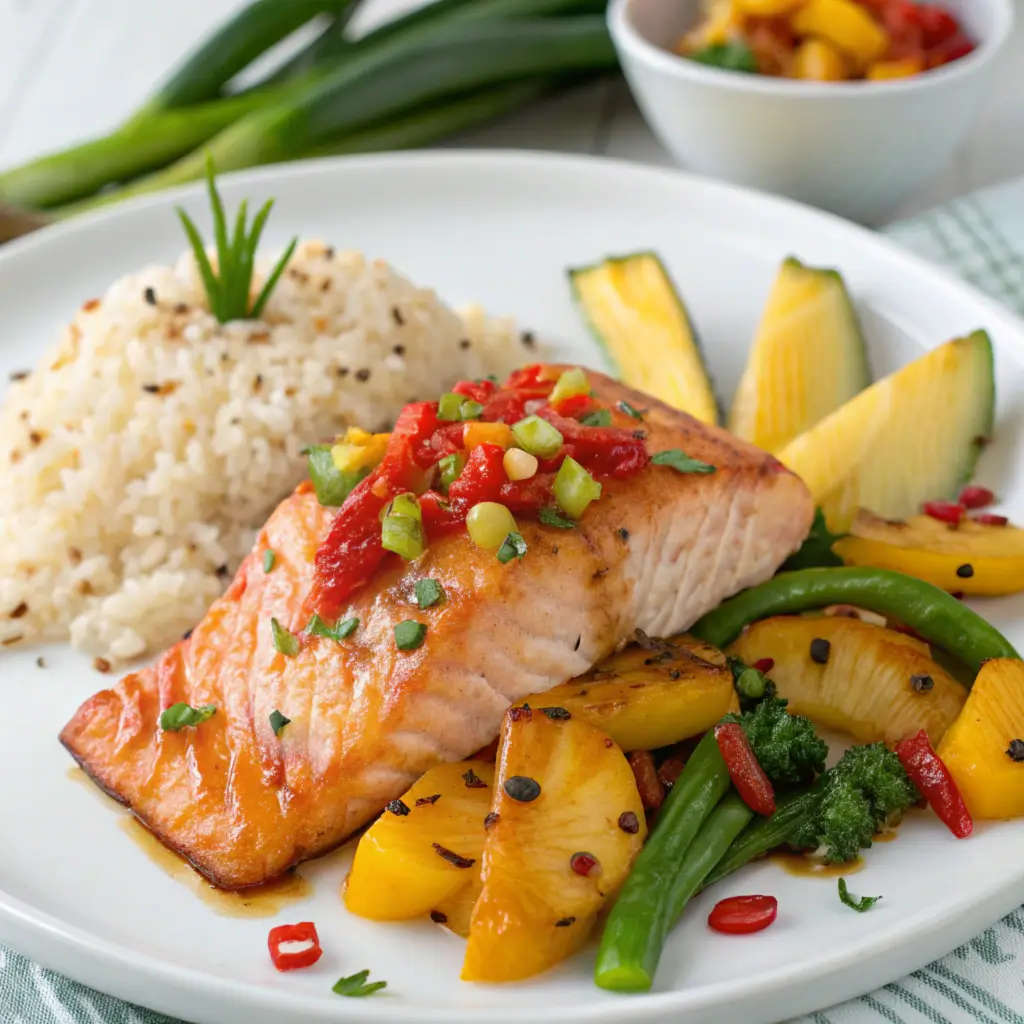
[{"xmin": 61, "ymin": 368, "xmax": 813, "ymax": 888}]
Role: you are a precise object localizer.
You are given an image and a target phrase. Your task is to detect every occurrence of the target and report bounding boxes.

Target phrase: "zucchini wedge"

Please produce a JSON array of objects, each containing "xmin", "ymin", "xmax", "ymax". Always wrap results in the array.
[{"xmin": 568, "ymin": 252, "xmax": 718, "ymax": 424}]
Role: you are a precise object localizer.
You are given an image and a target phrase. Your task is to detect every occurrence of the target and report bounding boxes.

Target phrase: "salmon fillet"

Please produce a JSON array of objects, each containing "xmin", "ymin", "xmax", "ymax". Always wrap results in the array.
[{"xmin": 61, "ymin": 370, "xmax": 813, "ymax": 889}]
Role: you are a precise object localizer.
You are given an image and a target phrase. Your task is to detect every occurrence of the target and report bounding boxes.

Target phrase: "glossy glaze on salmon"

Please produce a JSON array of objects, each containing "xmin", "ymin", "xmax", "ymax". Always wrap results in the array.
[{"xmin": 61, "ymin": 370, "xmax": 813, "ymax": 889}]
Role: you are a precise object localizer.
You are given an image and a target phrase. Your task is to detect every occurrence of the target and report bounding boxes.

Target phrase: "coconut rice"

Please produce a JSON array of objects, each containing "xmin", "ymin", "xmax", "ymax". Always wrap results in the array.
[{"xmin": 0, "ymin": 241, "xmax": 531, "ymax": 664}]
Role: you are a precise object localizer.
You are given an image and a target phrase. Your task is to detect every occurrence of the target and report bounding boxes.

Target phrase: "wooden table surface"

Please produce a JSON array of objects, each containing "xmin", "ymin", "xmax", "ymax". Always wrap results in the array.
[{"xmin": 0, "ymin": 0, "xmax": 1022, "ymax": 220}]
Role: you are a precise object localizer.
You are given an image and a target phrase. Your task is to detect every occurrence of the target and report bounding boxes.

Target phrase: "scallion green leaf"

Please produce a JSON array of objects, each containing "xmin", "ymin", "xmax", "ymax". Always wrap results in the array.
[
  {"xmin": 307, "ymin": 444, "xmax": 368, "ymax": 506},
  {"xmin": 271, "ymin": 617, "xmax": 300, "ymax": 657},
  {"xmin": 617, "ymin": 400, "xmax": 645, "ymax": 421},
  {"xmin": 512, "ymin": 415, "xmax": 563, "ymax": 458},
  {"xmin": 262, "ymin": 549, "xmax": 276, "ymax": 573},
  {"xmin": 497, "ymin": 532, "xmax": 528, "ymax": 563},
  {"xmin": 439, "ymin": 452, "xmax": 466, "ymax": 491},
  {"xmin": 549, "ymin": 367, "xmax": 590, "ymax": 405},
  {"xmin": 538, "ymin": 506, "xmax": 576, "ymax": 529},
  {"xmin": 332, "ymin": 969, "xmax": 388, "ymax": 998},
  {"xmin": 460, "ymin": 399, "xmax": 484, "ymax": 420},
  {"xmin": 305, "ymin": 613, "xmax": 359, "ymax": 642},
  {"xmin": 415, "ymin": 578, "xmax": 445, "ymax": 609},
  {"xmin": 580, "ymin": 408, "xmax": 612, "ymax": 427},
  {"xmin": 437, "ymin": 392, "xmax": 464, "ymax": 421},
  {"xmin": 395, "ymin": 620, "xmax": 427, "ymax": 650},
  {"xmin": 159, "ymin": 702, "xmax": 217, "ymax": 732},
  {"xmin": 838, "ymin": 878, "xmax": 881, "ymax": 913},
  {"xmin": 269, "ymin": 709, "xmax": 291, "ymax": 736},
  {"xmin": 553, "ymin": 456, "xmax": 602, "ymax": 520},
  {"xmin": 382, "ymin": 513, "xmax": 426, "ymax": 560},
  {"xmin": 650, "ymin": 449, "xmax": 716, "ymax": 475}
]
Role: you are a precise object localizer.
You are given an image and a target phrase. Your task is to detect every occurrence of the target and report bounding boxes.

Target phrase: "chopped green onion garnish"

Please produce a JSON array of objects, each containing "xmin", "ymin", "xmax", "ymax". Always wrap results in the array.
[
  {"xmin": 177, "ymin": 156, "xmax": 297, "ymax": 325},
  {"xmin": 838, "ymin": 878, "xmax": 882, "ymax": 913},
  {"xmin": 581, "ymin": 409, "xmax": 612, "ymax": 427},
  {"xmin": 553, "ymin": 456, "xmax": 602, "ymax": 520},
  {"xmin": 460, "ymin": 400, "xmax": 484, "ymax": 420},
  {"xmin": 382, "ymin": 513, "xmax": 425, "ymax": 561},
  {"xmin": 651, "ymin": 449, "xmax": 716, "ymax": 475},
  {"xmin": 439, "ymin": 452, "xmax": 466, "ymax": 491},
  {"xmin": 262, "ymin": 549, "xmax": 276, "ymax": 573},
  {"xmin": 388, "ymin": 492, "xmax": 423, "ymax": 522},
  {"xmin": 549, "ymin": 367, "xmax": 591, "ymax": 406},
  {"xmin": 512, "ymin": 415, "xmax": 563, "ymax": 458},
  {"xmin": 306, "ymin": 444, "xmax": 368, "ymax": 507},
  {"xmin": 305, "ymin": 613, "xmax": 359, "ymax": 642},
  {"xmin": 438, "ymin": 392, "xmax": 464, "ymax": 421},
  {"xmin": 332, "ymin": 969, "xmax": 387, "ymax": 998},
  {"xmin": 497, "ymin": 532, "xmax": 528, "ymax": 563},
  {"xmin": 395, "ymin": 620, "xmax": 427, "ymax": 651},
  {"xmin": 539, "ymin": 507, "xmax": 576, "ymax": 529},
  {"xmin": 271, "ymin": 617, "xmax": 300, "ymax": 657},
  {"xmin": 617, "ymin": 400, "xmax": 645, "ymax": 421},
  {"xmin": 159, "ymin": 702, "xmax": 216, "ymax": 732},
  {"xmin": 415, "ymin": 578, "xmax": 445, "ymax": 609},
  {"xmin": 269, "ymin": 709, "xmax": 291, "ymax": 736}
]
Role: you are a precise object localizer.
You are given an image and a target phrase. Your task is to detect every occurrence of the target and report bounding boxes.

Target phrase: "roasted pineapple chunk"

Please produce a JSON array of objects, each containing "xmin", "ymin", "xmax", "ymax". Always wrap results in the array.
[
  {"xmin": 462, "ymin": 706, "xmax": 646, "ymax": 982},
  {"xmin": 730, "ymin": 617, "xmax": 967, "ymax": 746},
  {"xmin": 344, "ymin": 761, "xmax": 494, "ymax": 921},
  {"xmin": 531, "ymin": 634, "xmax": 734, "ymax": 751},
  {"xmin": 938, "ymin": 658, "xmax": 1024, "ymax": 819}
]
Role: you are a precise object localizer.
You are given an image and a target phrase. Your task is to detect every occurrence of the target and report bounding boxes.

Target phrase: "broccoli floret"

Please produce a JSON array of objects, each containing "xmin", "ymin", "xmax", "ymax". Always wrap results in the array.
[
  {"xmin": 723, "ymin": 697, "xmax": 828, "ymax": 788},
  {"xmin": 796, "ymin": 743, "xmax": 921, "ymax": 864}
]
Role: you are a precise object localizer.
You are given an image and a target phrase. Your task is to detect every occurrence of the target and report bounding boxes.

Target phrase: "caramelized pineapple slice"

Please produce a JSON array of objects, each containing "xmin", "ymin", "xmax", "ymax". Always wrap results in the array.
[
  {"xmin": 938, "ymin": 658, "xmax": 1024, "ymax": 819},
  {"xmin": 730, "ymin": 617, "xmax": 967, "ymax": 746},
  {"xmin": 532, "ymin": 634, "xmax": 734, "ymax": 751},
  {"xmin": 834, "ymin": 509, "xmax": 1024, "ymax": 596},
  {"xmin": 344, "ymin": 761, "xmax": 493, "ymax": 921},
  {"xmin": 462, "ymin": 706, "xmax": 646, "ymax": 983}
]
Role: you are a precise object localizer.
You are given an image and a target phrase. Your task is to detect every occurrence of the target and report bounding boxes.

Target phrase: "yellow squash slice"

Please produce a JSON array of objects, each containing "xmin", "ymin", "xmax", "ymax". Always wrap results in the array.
[{"xmin": 729, "ymin": 616, "xmax": 967, "ymax": 746}]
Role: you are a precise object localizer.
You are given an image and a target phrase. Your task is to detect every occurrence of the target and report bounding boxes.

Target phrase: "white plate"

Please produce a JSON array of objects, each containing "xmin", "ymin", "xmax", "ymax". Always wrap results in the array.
[{"xmin": 1, "ymin": 151, "xmax": 1023, "ymax": 1024}]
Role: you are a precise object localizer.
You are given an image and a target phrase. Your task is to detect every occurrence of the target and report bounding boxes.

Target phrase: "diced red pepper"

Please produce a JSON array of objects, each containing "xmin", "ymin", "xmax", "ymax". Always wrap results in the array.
[
  {"xmin": 480, "ymin": 388, "xmax": 547, "ymax": 425},
  {"xmin": 753, "ymin": 658, "xmax": 775, "ymax": 674},
  {"xmin": 452, "ymin": 378, "xmax": 498, "ymax": 403},
  {"xmin": 896, "ymin": 729, "xmax": 973, "ymax": 839},
  {"xmin": 550, "ymin": 393, "xmax": 599, "ymax": 420},
  {"xmin": 447, "ymin": 443, "xmax": 508, "ymax": 512},
  {"xmin": 505, "ymin": 364, "xmax": 555, "ymax": 392},
  {"xmin": 714, "ymin": 722, "xmax": 776, "ymax": 817},
  {"xmin": 922, "ymin": 500, "xmax": 966, "ymax": 525},
  {"xmin": 538, "ymin": 410, "xmax": 649, "ymax": 479},
  {"xmin": 927, "ymin": 30, "xmax": 974, "ymax": 66},
  {"xmin": 383, "ymin": 401, "xmax": 442, "ymax": 480},
  {"xmin": 311, "ymin": 471, "xmax": 389, "ymax": 617},
  {"xmin": 419, "ymin": 489, "xmax": 465, "ymax": 537},
  {"xmin": 413, "ymin": 422, "xmax": 464, "ymax": 466},
  {"xmin": 957, "ymin": 485, "xmax": 995, "ymax": 509},
  {"xmin": 708, "ymin": 895, "xmax": 778, "ymax": 935},
  {"xmin": 267, "ymin": 921, "xmax": 323, "ymax": 971},
  {"xmin": 535, "ymin": 444, "xmax": 576, "ymax": 475},
  {"xmin": 499, "ymin": 473, "xmax": 556, "ymax": 514},
  {"xmin": 916, "ymin": 3, "xmax": 959, "ymax": 46}
]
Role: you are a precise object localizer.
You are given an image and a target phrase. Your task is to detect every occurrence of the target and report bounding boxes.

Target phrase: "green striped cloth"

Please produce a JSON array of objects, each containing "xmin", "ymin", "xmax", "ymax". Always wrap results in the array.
[{"xmin": 4, "ymin": 185, "xmax": 1024, "ymax": 1023}]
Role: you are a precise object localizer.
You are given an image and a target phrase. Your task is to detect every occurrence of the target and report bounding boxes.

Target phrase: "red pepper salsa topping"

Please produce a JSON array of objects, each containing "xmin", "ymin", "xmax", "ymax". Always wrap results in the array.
[
  {"xmin": 895, "ymin": 729, "xmax": 973, "ymax": 839},
  {"xmin": 311, "ymin": 367, "xmax": 657, "ymax": 616},
  {"xmin": 267, "ymin": 921, "xmax": 324, "ymax": 971},
  {"xmin": 708, "ymin": 895, "xmax": 778, "ymax": 935}
]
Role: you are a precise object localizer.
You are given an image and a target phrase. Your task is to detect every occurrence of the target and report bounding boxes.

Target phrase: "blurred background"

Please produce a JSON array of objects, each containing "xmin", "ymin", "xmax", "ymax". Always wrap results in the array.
[{"xmin": 0, "ymin": 0, "xmax": 1021, "ymax": 228}]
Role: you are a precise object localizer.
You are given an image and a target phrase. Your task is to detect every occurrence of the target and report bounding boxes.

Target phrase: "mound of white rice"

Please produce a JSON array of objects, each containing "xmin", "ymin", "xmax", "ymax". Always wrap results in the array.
[{"xmin": 0, "ymin": 241, "xmax": 531, "ymax": 664}]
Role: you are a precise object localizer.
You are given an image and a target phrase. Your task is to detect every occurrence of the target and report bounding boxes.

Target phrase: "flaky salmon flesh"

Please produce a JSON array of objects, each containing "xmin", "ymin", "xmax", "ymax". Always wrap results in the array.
[{"xmin": 61, "ymin": 369, "xmax": 813, "ymax": 889}]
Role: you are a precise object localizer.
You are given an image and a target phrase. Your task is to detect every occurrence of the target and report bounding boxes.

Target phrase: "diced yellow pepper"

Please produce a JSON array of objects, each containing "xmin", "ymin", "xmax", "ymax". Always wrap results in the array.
[
  {"xmin": 463, "ymin": 421, "xmax": 514, "ymax": 449},
  {"xmin": 736, "ymin": 0, "xmax": 805, "ymax": 14},
  {"xmin": 791, "ymin": 0, "xmax": 889, "ymax": 67},
  {"xmin": 790, "ymin": 38, "xmax": 848, "ymax": 80},
  {"xmin": 331, "ymin": 427, "xmax": 391, "ymax": 473},
  {"xmin": 866, "ymin": 57, "xmax": 925, "ymax": 80}
]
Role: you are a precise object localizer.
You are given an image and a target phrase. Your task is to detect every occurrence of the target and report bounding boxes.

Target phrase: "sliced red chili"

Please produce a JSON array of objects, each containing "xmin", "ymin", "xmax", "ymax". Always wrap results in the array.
[
  {"xmin": 268, "ymin": 921, "xmax": 323, "ymax": 972},
  {"xmin": 708, "ymin": 895, "xmax": 778, "ymax": 935},
  {"xmin": 916, "ymin": 3, "xmax": 959, "ymax": 46},
  {"xmin": 714, "ymin": 722, "xmax": 776, "ymax": 817},
  {"xmin": 927, "ymin": 30, "xmax": 974, "ymax": 66},
  {"xmin": 896, "ymin": 729, "xmax": 973, "ymax": 839},
  {"xmin": 973, "ymin": 513, "xmax": 1009, "ymax": 527},
  {"xmin": 957, "ymin": 485, "xmax": 995, "ymax": 509},
  {"xmin": 447, "ymin": 443, "xmax": 507, "ymax": 512}
]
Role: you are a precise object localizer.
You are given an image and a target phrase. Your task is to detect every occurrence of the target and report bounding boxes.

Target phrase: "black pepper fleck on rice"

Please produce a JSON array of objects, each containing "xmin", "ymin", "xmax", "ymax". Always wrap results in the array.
[
  {"xmin": 459, "ymin": 338, "xmax": 471, "ymax": 350},
  {"xmin": 393, "ymin": 344, "xmax": 406, "ymax": 357},
  {"xmin": 391, "ymin": 306, "xmax": 405, "ymax": 326},
  {"xmin": 520, "ymin": 330, "xmax": 535, "ymax": 348},
  {"xmin": 355, "ymin": 368, "xmax": 371, "ymax": 382},
  {"xmin": 9, "ymin": 370, "xmax": 29, "ymax": 382},
  {"xmin": 143, "ymin": 287, "xmax": 157, "ymax": 306}
]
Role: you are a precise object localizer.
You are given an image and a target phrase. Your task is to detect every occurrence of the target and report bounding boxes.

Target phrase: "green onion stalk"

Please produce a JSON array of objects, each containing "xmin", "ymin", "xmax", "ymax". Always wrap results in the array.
[{"xmin": 0, "ymin": 0, "xmax": 606, "ymax": 211}]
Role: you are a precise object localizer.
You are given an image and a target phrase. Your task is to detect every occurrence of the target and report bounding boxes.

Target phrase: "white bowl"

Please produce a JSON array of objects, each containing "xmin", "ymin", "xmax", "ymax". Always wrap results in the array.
[{"xmin": 608, "ymin": 0, "xmax": 1015, "ymax": 224}]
